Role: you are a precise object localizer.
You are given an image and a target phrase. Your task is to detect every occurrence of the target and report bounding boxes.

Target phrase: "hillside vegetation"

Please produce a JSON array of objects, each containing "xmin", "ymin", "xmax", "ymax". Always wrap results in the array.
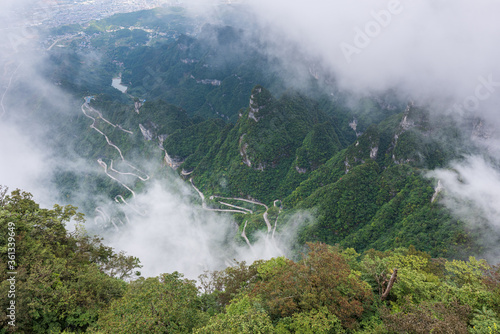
[{"xmin": 1, "ymin": 190, "xmax": 499, "ymax": 333}]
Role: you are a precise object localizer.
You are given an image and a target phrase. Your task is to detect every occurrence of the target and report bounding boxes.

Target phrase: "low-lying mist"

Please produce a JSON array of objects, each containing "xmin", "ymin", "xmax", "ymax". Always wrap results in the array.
[
  {"xmin": 230, "ymin": 0, "xmax": 500, "ymax": 262},
  {"xmin": 429, "ymin": 155, "xmax": 500, "ymax": 262},
  {"xmin": 2, "ymin": 0, "xmax": 500, "ymax": 275},
  {"xmin": 86, "ymin": 175, "xmax": 307, "ymax": 279}
]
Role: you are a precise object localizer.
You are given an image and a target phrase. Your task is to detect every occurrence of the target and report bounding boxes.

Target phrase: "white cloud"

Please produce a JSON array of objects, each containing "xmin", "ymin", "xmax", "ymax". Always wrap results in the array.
[
  {"xmin": 239, "ymin": 0, "xmax": 500, "ymax": 260},
  {"xmin": 243, "ymin": 0, "xmax": 500, "ymax": 107},
  {"xmin": 3, "ymin": 0, "xmax": 500, "ymax": 273},
  {"xmin": 0, "ymin": 122, "xmax": 54, "ymax": 205},
  {"xmin": 431, "ymin": 156, "xmax": 500, "ymax": 227},
  {"xmin": 104, "ymin": 180, "xmax": 302, "ymax": 279},
  {"xmin": 429, "ymin": 156, "xmax": 500, "ymax": 261}
]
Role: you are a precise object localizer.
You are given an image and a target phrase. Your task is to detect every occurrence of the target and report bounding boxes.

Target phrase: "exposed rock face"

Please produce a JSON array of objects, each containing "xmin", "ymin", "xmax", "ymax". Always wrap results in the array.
[
  {"xmin": 158, "ymin": 134, "xmax": 168, "ymax": 145},
  {"xmin": 349, "ymin": 118, "xmax": 362, "ymax": 137},
  {"xmin": 431, "ymin": 180, "xmax": 443, "ymax": 203},
  {"xmin": 134, "ymin": 101, "xmax": 142, "ymax": 114},
  {"xmin": 309, "ymin": 65, "xmax": 319, "ymax": 80},
  {"xmin": 396, "ymin": 103, "xmax": 416, "ymax": 135},
  {"xmin": 343, "ymin": 125, "xmax": 379, "ymax": 173},
  {"xmin": 255, "ymin": 163, "xmax": 265, "ymax": 171},
  {"xmin": 239, "ymin": 134, "xmax": 268, "ymax": 171},
  {"xmin": 248, "ymin": 88, "xmax": 262, "ymax": 121},
  {"xmin": 399, "ymin": 114, "xmax": 415, "ymax": 131},
  {"xmin": 389, "ymin": 101, "xmax": 423, "ymax": 164},
  {"xmin": 164, "ymin": 151, "xmax": 184, "ymax": 170},
  {"xmin": 349, "ymin": 118, "xmax": 358, "ymax": 131},
  {"xmin": 472, "ymin": 118, "xmax": 494, "ymax": 141},
  {"xmin": 248, "ymin": 86, "xmax": 270, "ymax": 122},
  {"xmin": 139, "ymin": 124, "xmax": 154, "ymax": 141},
  {"xmin": 295, "ymin": 166, "xmax": 307, "ymax": 174},
  {"xmin": 239, "ymin": 134, "xmax": 252, "ymax": 167},
  {"xmin": 140, "ymin": 123, "xmax": 169, "ymax": 153},
  {"xmin": 248, "ymin": 109, "xmax": 259, "ymax": 122},
  {"xmin": 239, "ymin": 87, "xmax": 275, "ymax": 170},
  {"xmin": 344, "ymin": 158, "xmax": 350, "ymax": 174}
]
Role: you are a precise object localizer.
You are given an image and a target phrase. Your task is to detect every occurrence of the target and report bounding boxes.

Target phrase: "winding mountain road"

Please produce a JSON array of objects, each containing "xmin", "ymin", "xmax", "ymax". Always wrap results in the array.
[
  {"xmin": 241, "ymin": 220, "xmax": 254, "ymax": 251},
  {"xmin": 190, "ymin": 178, "xmax": 284, "ymax": 250},
  {"xmin": 83, "ymin": 95, "xmax": 284, "ymax": 253},
  {"xmin": 189, "ymin": 179, "xmax": 248, "ymax": 214},
  {"xmin": 82, "ymin": 97, "xmax": 150, "ymax": 226},
  {"xmin": 0, "ymin": 62, "xmax": 22, "ymax": 118}
]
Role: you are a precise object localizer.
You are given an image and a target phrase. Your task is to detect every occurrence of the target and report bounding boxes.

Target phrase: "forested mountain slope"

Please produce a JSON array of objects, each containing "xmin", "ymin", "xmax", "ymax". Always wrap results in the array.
[{"xmin": 1, "ymin": 190, "xmax": 498, "ymax": 332}]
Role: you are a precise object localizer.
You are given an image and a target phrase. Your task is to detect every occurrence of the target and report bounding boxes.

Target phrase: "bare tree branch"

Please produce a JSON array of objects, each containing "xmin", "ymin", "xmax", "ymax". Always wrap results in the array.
[{"xmin": 381, "ymin": 268, "xmax": 398, "ymax": 300}]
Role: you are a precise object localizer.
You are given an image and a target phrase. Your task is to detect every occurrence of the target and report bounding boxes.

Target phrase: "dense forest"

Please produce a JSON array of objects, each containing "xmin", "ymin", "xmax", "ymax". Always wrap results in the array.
[
  {"xmin": 1, "ymin": 4, "xmax": 500, "ymax": 333},
  {"xmin": 0, "ymin": 189, "xmax": 499, "ymax": 333}
]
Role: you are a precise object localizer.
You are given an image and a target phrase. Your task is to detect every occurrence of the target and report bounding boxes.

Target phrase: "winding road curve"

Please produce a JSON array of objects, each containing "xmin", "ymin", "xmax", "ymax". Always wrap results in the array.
[
  {"xmin": 190, "ymin": 178, "xmax": 284, "ymax": 250},
  {"xmin": 82, "ymin": 97, "xmax": 150, "ymax": 226},
  {"xmin": 189, "ymin": 179, "xmax": 248, "ymax": 214},
  {"xmin": 109, "ymin": 159, "xmax": 149, "ymax": 182},
  {"xmin": 241, "ymin": 221, "xmax": 254, "ymax": 251},
  {"xmin": 0, "ymin": 62, "xmax": 22, "ymax": 118},
  {"xmin": 210, "ymin": 195, "xmax": 273, "ymax": 231},
  {"xmin": 83, "ymin": 95, "xmax": 284, "ymax": 253}
]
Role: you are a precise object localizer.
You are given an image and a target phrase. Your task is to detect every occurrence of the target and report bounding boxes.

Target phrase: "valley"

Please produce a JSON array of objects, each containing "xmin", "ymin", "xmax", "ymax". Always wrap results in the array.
[{"xmin": 1, "ymin": 2, "xmax": 500, "ymax": 333}]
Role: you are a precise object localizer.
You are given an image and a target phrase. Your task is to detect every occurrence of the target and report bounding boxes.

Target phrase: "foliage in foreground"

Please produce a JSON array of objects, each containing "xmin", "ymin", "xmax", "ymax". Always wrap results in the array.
[
  {"xmin": 1, "ymin": 189, "xmax": 499, "ymax": 333},
  {"xmin": 0, "ymin": 188, "xmax": 140, "ymax": 333}
]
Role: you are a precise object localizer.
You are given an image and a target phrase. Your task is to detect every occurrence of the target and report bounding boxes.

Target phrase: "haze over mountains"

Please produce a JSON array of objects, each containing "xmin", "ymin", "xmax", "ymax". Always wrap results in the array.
[
  {"xmin": 1, "ymin": 1, "xmax": 500, "ymax": 333},
  {"xmin": 1, "ymin": 0, "xmax": 500, "ymax": 275}
]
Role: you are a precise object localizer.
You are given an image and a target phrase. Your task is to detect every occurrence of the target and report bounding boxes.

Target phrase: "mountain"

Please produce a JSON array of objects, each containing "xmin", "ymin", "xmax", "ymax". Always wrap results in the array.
[
  {"xmin": 7, "ymin": 4, "xmax": 485, "ymax": 257},
  {"xmin": 155, "ymin": 86, "xmax": 477, "ymax": 258},
  {"xmin": 2, "ymin": 4, "xmax": 500, "ymax": 333},
  {"xmin": 1, "ymin": 190, "xmax": 498, "ymax": 332}
]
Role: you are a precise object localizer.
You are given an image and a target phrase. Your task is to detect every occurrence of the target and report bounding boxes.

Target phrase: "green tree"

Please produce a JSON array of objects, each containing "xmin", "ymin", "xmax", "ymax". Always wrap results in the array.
[
  {"xmin": 275, "ymin": 307, "xmax": 345, "ymax": 334},
  {"xmin": 94, "ymin": 272, "xmax": 208, "ymax": 333},
  {"xmin": 0, "ymin": 188, "xmax": 136, "ymax": 333},
  {"xmin": 194, "ymin": 295, "xmax": 274, "ymax": 334},
  {"xmin": 252, "ymin": 243, "xmax": 373, "ymax": 329},
  {"xmin": 381, "ymin": 299, "xmax": 471, "ymax": 334}
]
